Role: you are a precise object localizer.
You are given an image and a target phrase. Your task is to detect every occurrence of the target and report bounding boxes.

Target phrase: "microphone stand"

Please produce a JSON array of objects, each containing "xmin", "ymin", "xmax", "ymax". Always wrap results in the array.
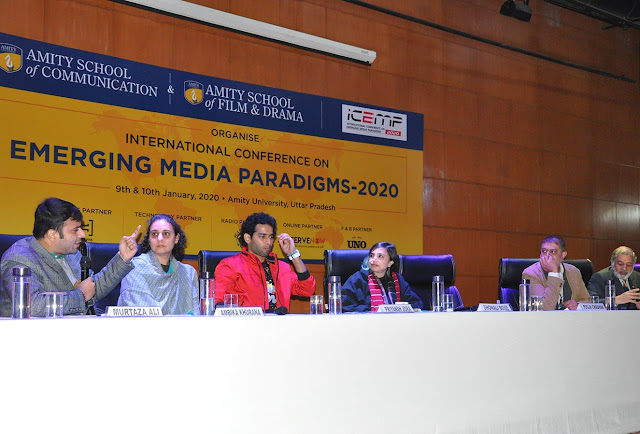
[{"xmin": 79, "ymin": 241, "xmax": 95, "ymax": 315}]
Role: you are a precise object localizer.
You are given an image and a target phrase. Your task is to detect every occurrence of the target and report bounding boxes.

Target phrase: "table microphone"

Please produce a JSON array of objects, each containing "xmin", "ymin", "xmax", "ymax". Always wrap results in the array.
[
  {"xmin": 79, "ymin": 241, "xmax": 91, "ymax": 281},
  {"xmin": 275, "ymin": 306, "xmax": 288, "ymax": 315},
  {"xmin": 78, "ymin": 241, "xmax": 96, "ymax": 315}
]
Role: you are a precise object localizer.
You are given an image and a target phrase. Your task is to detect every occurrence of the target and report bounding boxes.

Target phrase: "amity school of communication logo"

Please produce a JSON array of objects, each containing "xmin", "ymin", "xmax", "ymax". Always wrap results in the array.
[
  {"xmin": 0, "ymin": 43, "xmax": 23, "ymax": 73},
  {"xmin": 184, "ymin": 80, "xmax": 203, "ymax": 105}
]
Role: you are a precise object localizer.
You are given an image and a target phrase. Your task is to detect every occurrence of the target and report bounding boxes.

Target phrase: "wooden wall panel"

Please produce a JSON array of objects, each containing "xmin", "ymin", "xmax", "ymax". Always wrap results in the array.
[
  {"xmin": 422, "ymin": 130, "xmax": 445, "ymax": 179},
  {"xmin": 173, "ymin": 28, "xmax": 232, "ymax": 79},
  {"xmin": 4, "ymin": 0, "xmax": 640, "ymax": 306},
  {"xmin": 0, "ymin": 0, "xmax": 46, "ymax": 40},
  {"xmin": 44, "ymin": 0, "xmax": 113, "ymax": 53}
]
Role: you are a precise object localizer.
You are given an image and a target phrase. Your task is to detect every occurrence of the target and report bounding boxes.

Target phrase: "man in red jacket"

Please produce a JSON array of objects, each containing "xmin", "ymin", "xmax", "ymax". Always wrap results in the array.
[{"xmin": 214, "ymin": 212, "xmax": 316, "ymax": 312}]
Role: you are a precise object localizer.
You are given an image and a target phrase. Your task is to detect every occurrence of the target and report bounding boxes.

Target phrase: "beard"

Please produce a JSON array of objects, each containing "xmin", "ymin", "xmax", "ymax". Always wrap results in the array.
[{"xmin": 612, "ymin": 265, "xmax": 630, "ymax": 280}]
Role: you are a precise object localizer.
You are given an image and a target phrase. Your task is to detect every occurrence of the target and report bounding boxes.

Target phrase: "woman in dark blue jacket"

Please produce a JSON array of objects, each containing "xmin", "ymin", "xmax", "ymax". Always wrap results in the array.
[{"xmin": 342, "ymin": 242, "xmax": 423, "ymax": 312}]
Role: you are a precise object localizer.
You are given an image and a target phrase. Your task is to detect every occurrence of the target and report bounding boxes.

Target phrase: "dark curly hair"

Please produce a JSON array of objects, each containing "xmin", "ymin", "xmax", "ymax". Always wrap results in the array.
[
  {"xmin": 369, "ymin": 241, "xmax": 400, "ymax": 273},
  {"xmin": 33, "ymin": 197, "xmax": 83, "ymax": 239},
  {"xmin": 140, "ymin": 214, "xmax": 187, "ymax": 260},
  {"xmin": 236, "ymin": 212, "xmax": 277, "ymax": 247}
]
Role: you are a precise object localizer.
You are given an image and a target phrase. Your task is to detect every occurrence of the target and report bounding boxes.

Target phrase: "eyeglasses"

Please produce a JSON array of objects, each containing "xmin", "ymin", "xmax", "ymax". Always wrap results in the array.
[{"xmin": 540, "ymin": 248, "xmax": 559, "ymax": 255}]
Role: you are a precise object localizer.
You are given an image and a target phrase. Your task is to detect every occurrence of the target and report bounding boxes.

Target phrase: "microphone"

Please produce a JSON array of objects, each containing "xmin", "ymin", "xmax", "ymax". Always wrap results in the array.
[
  {"xmin": 79, "ymin": 241, "xmax": 91, "ymax": 281},
  {"xmin": 78, "ymin": 241, "xmax": 96, "ymax": 315},
  {"xmin": 388, "ymin": 281, "xmax": 396, "ymax": 304},
  {"xmin": 275, "ymin": 306, "xmax": 288, "ymax": 315}
]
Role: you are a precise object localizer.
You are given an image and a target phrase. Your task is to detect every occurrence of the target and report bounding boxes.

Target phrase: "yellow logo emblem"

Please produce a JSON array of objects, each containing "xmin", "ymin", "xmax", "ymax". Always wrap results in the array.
[
  {"xmin": 0, "ymin": 43, "xmax": 22, "ymax": 73},
  {"xmin": 184, "ymin": 80, "xmax": 203, "ymax": 105}
]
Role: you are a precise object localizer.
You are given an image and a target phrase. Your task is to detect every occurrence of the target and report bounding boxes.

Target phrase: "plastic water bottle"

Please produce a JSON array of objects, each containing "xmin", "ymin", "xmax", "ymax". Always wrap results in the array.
[
  {"xmin": 328, "ymin": 276, "xmax": 342, "ymax": 314},
  {"xmin": 605, "ymin": 280, "xmax": 616, "ymax": 310},
  {"xmin": 199, "ymin": 271, "xmax": 215, "ymax": 315},
  {"xmin": 12, "ymin": 266, "xmax": 31, "ymax": 319},
  {"xmin": 519, "ymin": 278, "xmax": 531, "ymax": 311},
  {"xmin": 432, "ymin": 275, "xmax": 444, "ymax": 312}
]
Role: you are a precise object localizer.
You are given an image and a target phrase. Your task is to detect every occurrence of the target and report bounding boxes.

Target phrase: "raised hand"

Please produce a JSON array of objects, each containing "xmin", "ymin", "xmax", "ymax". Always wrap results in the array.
[
  {"xmin": 119, "ymin": 225, "xmax": 141, "ymax": 262},
  {"xmin": 277, "ymin": 233, "xmax": 296, "ymax": 256}
]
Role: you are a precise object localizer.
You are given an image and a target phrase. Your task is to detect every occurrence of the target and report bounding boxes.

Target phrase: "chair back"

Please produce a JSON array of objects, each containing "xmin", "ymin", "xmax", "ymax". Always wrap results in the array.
[
  {"xmin": 564, "ymin": 259, "xmax": 594, "ymax": 287},
  {"xmin": 198, "ymin": 250, "xmax": 239, "ymax": 275},
  {"xmin": 323, "ymin": 249, "xmax": 369, "ymax": 298},
  {"xmin": 635, "ymin": 263, "xmax": 640, "ymax": 274},
  {"xmin": 92, "ymin": 242, "xmax": 139, "ymax": 313},
  {"xmin": 400, "ymin": 254, "xmax": 462, "ymax": 309},
  {"xmin": 498, "ymin": 258, "xmax": 538, "ymax": 310},
  {"xmin": 0, "ymin": 234, "xmax": 29, "ymax": 259},
  {"xmin": 498, "ymin": 258, "xmax": 594, "ymax": 310}
]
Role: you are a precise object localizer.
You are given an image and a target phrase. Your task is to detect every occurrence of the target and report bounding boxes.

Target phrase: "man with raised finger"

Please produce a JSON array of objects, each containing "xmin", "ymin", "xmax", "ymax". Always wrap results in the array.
[
  {"xmin": 0, "ymin": 197, "xmax": 140, "ymax": 316},
  {"xmin": 522, "ymin": 235, "xmax": 590, "ymax": 310},
  {"xmin": 588, "ymin": 246, "xmax": 640, "ymax": 310}
]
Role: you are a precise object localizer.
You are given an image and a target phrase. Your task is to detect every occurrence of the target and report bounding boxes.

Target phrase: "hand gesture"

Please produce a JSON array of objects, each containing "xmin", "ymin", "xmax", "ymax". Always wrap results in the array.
[
  {"xmin": 119, "ymin": 225, "xmax": 141, "ymax": 262},
  {"xmin": 277, "ymin": 233, "xmax": 295, "ymax": 256},
  {"xmin": 616, "ymin": 288, "xmax": 640, "ymax": 305},
  {"xmin": 77, "ymin": 277, "xmax": 95, "ymax": 301},
  {"xmin": 540, "ymin": 253, "xmax": 561, "ymax": 273},
  {"xmin": 562, "ymin": 299, "xmax": 578, "ymax": 310}
]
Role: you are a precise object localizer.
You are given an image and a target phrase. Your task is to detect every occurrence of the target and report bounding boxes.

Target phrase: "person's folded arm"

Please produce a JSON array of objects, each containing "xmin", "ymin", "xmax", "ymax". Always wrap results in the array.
[
  {"xmin": 341, "ymin": 272, "xmax": 370, "ymax": 313},
  {"xmin": 524, "ymin": 270, "xmax": 562, "ymax": 311}
]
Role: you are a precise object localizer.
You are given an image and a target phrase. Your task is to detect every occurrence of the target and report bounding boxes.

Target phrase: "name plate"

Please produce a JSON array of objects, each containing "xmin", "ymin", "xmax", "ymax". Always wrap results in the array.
[
  {"xmin": 106, "ymin": 306, "xmax": 163, "ymax": 317},
  {"xmin": 376, "ymin": 304, "xmax": 415, "ymax": 313},
  {"xmin": 477, "ymin": 303, "xmax": 513, "ymax": 312},
  {"xmin": 577, "ymin": 302, "xmax": 606, "ymax": 311},
  {"xmin": 214, "ymin": 306, "xmax": 264, "ymax": 317}
]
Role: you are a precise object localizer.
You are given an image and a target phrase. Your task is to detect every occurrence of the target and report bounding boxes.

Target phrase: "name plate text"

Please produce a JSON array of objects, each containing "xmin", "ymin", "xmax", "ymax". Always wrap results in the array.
[
  {"xmin": 477, "ymin": 303, "xmax": 513, "ymax": 312},
  {"xmin": 376, "ymin": 304, "xmax": 415, "ymax": 313},
  {"xmin": 214, "ymin": 306, "xmax": 264, "ymax": 317},
  {"xmin": 577, "ymin": 302, "xmax": 606, "ymax": 311},
  {"xmin": 106, "ymin": 306, "xmax": 163, "ymax": 317}
]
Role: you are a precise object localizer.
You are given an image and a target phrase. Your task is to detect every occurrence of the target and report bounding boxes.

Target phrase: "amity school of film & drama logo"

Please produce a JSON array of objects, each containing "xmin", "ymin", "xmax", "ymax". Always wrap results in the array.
[
  {"xmin": 1, "ymin": 43, "xmax": 22, "ymax": 73},
  {"xmin": 184, "ymin": 80, "xmax": 203, "ymax": 105}
]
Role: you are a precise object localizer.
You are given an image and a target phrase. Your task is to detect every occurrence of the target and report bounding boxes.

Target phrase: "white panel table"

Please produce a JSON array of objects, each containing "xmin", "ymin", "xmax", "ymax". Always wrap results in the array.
[{"xmin": 1, "ymin": 310, "xmax": 639, "ymax": 433}]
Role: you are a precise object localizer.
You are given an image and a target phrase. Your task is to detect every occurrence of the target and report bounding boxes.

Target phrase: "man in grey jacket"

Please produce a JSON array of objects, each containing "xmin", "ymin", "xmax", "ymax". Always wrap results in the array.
[
  {"xmin": 0, "ymin": 197, "xmax": 140, "ymax": 317},
  {"xmin": 588, "ymin": 246, "xmax": 640, "ymax": 310}
]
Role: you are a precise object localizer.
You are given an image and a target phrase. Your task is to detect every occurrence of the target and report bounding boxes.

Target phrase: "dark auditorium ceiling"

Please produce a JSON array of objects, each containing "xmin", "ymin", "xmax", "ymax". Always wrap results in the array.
[{"xmin": 544, "ymin": 0, "xmax": 640, "ymax": 29}]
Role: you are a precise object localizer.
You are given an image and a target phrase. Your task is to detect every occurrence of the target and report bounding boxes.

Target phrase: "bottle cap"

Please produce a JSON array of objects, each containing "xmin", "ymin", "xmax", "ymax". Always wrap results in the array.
[
  {"xmin": 433, "ymin": 275, "xmax": 444, "ymax": 282},
  {"xmin": 12, "ymin": 266, "xmax": 31, "ymax": 277},
  {"xmin": 329, "ymin": 275, "xmax": 341, "ymax": 283},
  {"xmin": 200, "ymin": 271, "xmax": 213, "ymax": 280},
  {"xmin": 521, "ymin": 278, "xmax": 530, "ymax": 285}
]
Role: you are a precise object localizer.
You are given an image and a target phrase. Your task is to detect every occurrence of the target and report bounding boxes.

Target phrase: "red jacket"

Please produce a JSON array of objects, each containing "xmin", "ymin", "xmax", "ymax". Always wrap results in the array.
[{"xmin": 214, "ymin": 247, "xmax": 316, "ymax": 310}]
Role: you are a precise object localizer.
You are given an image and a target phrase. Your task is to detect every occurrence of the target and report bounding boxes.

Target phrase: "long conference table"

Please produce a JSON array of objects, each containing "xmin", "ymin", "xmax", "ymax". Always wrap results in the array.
[{"xmin": 1, "ymin": 310, "xmax": 639, "ymax": 433}]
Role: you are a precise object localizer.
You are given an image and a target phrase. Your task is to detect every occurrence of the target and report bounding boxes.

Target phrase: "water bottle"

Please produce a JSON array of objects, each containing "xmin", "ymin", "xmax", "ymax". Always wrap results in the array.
[
  {"xmin": 328, "ymin": 275, "xmax": 342, "ymax": 314},
  {"xmin": 605, "ymin": 279, "xmax": 616, "ymax": 311},
  {"xmin": 431, "ymin": 275, "xmax": 444, "ymax": 312},
  {"xmin": 519, "ymin": 278, "xmax": 531, "ymax": 311},
  {"xmin": 12, "ymin": 266, "xmax": 31, "ymax": 319},
  {"xmin": 199, "ymin": 271, "xmax": 215, "ymax": 315}
]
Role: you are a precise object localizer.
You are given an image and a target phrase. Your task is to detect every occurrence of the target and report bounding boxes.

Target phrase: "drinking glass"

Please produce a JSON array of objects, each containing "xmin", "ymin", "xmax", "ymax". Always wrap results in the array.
[
  {"xmin": 224, "ymin": 293, "xmax": 239, "ymax": 308},
  {"xmin": 443, "ymin": 294, "xmax": 454, "ymax": 312},
  {"xmin": 310, "ymin": 295, "xmax": 323, "ymax": 314},
  {"xmin": 530, "ymin": 295, "xmax": 543, "ymax": 311}
]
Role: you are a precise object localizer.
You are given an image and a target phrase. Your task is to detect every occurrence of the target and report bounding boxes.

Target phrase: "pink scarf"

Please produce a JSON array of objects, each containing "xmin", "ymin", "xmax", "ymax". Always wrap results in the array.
[{"xmin": 368, "ymin": 271, "xmax": 401, "ymax": 312}]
